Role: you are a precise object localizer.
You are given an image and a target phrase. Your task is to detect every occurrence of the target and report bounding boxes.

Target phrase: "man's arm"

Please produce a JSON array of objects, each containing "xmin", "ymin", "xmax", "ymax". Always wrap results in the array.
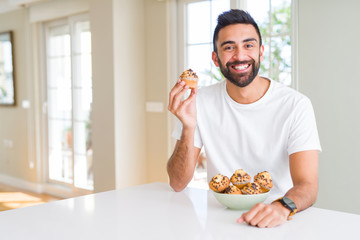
[
  {"xmin": 167, "ymin": 79, "xmax": 200, "ymax": 192},
  {"xmin": 237, "ymin": 150, "xmax": 319, "ymax": 228},
  {"xmin": 167, "ymin": 139, "xmax": 202, "ymax": 192}
]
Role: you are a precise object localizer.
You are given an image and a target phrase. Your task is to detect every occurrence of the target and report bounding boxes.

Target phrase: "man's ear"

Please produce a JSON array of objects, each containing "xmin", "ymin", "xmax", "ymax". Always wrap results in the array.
[
  {"xmin": 212, "ymin": 51, "xmax": 220, "ymax": 67},
  {"xmin": 260, "ymin": 44, "xmax": 264, "ymax": 62}
]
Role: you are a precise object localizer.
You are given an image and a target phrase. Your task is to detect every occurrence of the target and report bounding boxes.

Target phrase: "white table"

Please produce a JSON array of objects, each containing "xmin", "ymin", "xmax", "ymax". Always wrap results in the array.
[{"xmin": 0, "ymin": 182, "xmax": 359, "ymax": 239}]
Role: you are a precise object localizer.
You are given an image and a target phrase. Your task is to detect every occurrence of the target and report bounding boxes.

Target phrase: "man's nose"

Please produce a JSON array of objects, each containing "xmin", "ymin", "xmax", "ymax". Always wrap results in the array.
[{"xmin": 232, "ymin": 47, "xmax": 248, "ymax": 61}]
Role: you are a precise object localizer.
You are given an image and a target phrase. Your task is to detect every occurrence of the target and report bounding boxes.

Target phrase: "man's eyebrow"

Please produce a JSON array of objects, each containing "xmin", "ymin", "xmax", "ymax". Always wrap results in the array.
[
  {"xmin": 243, "ymin": 38, "xmax": 258, "ymax": 43},
  {"xmin": 220, "ymin": 38, "xmax": 258, "ymax": 47},
  {"xmin": 220, "ymin": 40, "xmax": 235, "ymax": 47}
]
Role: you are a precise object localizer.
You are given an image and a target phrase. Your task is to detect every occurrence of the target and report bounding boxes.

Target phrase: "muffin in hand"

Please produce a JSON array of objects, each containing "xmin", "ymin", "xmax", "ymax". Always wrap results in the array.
[{"xmin": 179, "ymin": 69, "xmax": 198, "ymax": 89}]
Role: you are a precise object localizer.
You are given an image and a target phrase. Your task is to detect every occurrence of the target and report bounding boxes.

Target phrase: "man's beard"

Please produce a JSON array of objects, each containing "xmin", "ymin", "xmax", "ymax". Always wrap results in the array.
[{"xmin": 218, "ymin": 56, "xmax": 260, "ymax": 88}]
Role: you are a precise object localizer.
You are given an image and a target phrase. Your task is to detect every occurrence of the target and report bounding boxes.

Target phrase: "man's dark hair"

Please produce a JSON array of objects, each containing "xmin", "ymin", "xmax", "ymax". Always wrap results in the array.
[{"xmin": 213, "ymin": 9, "xmax": 262, "ymax": 53}]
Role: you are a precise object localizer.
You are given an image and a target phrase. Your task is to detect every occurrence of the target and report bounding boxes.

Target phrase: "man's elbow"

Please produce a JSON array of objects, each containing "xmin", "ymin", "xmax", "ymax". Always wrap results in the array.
[{"xmin": 169, "ymin": 179, "xmax": 187, "ymax": 192}]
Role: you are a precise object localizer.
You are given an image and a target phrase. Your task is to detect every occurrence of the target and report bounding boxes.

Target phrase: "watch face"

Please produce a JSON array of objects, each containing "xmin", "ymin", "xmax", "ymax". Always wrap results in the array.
[{"xmin": 283, "ymin": 197, "xmax": 297, "ymax": 210}]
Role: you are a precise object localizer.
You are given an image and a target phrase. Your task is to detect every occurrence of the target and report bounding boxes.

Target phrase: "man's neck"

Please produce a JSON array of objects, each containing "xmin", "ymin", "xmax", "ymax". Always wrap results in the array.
[{"xmin": 225, "ymin": 76, "xmax": 271, "ymax": 104}]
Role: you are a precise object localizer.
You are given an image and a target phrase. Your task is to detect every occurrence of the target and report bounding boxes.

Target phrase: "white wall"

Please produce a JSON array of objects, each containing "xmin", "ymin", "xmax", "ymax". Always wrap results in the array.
[
  {"xmin": 0, "ymin": 9, "xmax": 37, "ymax": 183},
  {"xmin": 113, "ymin": 0, "xmax": 147, "ymax": 188},
  {"xmin": 298, "ymin": 0, "xmax": 360, "ymax": 214},
  {"xmin": 89, "ymin": 0, "xmax": 116, "ymax": 192}
]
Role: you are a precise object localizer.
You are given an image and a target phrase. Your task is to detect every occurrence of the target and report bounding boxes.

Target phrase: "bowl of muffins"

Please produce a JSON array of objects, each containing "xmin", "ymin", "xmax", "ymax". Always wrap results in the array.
[{"xmin": 209, "ymin": 169, "xmax": 273, "ymax": 210}]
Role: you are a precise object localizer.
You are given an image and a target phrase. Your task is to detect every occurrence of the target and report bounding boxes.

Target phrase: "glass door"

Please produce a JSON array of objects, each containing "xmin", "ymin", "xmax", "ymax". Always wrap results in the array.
[{"xmin": 44, "ymin": 15, "xmax": 93, "ymax": 191}]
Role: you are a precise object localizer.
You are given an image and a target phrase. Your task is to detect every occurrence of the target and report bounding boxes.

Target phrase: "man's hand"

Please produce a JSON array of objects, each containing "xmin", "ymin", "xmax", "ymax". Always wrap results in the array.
[
  {"xmin": 168, "ymin": 79, "xmax": 197, "ymax": 129},
  {"xmin": 236, "ymin": 202, "xmax": 290, "ymax": 228}
]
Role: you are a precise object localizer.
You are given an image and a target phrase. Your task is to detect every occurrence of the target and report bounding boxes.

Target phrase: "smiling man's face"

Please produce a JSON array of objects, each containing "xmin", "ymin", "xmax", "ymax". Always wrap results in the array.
[{"xmin": 212, "ymin": 23, "xmax": 264, "ymax": 88}]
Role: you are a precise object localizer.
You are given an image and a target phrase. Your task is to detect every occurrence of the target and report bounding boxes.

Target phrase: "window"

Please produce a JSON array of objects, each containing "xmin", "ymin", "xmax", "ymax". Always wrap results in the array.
[
  {"xmin": 178, "ymin": 0, "xmax": 295, "ymax": 188},
  {"xmin": 246, "ymin": 0, "xmax": 293, "ymax": 86},
  {"xmin": 44, "ymin": 14, "xmax": 93, "ymax": 191}
]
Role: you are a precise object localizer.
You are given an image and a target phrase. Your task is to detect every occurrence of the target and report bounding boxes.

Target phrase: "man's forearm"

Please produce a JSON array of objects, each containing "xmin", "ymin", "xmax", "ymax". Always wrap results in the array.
[
  {"xmin": 167, "ymin": 127, "xmax": 198, "ymax": 192},
  {"xmin": 283, "ymin": 181, "xmax": 318, "ymax": 212}
]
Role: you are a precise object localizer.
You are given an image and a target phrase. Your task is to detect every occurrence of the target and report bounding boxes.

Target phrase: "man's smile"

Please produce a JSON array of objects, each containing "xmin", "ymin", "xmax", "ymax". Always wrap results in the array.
[
  {"xmin": 228, "ymin": 61, "xmax": 253, "ymax": 73},
  {"xmin": 232, "ymin": 63, "xmax": 251, "ymax": 71}
]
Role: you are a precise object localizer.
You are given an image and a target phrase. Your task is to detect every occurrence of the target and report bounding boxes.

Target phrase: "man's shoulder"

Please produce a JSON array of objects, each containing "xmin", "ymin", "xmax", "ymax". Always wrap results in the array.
[
  {"xmin": 271, "ymin": 80, "xmax": 310, "ymax": 104},
  {"xmin": 198, "ymin": 80, "xmax": 224, "ymax": 97}
]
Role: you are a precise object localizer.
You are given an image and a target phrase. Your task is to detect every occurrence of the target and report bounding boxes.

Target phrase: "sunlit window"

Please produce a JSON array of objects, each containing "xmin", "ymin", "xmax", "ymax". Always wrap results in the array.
[
  {"xmin": 247, "ymin": 0, "xmax": 292, "ymax": 86},
  {"xmin": 45, "ymin": 15, "xmax": 93, "ymax": 191}
]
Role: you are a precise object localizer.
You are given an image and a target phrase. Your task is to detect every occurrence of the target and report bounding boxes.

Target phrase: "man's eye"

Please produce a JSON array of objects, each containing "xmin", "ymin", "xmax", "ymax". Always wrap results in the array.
[
  {"xmin": 246, "ymin": 44, "xmax": 253, "ymax": 48},
  {"xmin": 224, "ymin": 46, "xmax": 234, "ymax": 50}
]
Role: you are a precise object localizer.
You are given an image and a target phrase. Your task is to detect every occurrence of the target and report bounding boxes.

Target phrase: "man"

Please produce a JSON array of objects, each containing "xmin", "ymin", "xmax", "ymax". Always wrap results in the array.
[{"xmin": 167, "ymin": 9, "xmax": 321, "ymax": 228}]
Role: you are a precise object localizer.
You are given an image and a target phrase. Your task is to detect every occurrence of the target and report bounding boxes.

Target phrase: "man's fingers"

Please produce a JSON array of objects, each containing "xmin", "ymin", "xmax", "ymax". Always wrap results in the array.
[
  {"xmin": 240, "ymin": 203, "xmax": 287, "ymax": 228},
  {"xmin": 168, "ymin": 82, "xmax": 188, "ymax": 112},
  {"xmin": 169, "ymin": 80, "xmax": 186, "ymax": 107},
  {"xmin": 182, "ymin": 87, "xmax": 197, "ymax": 106},
  {"xmin": 236, "ymin": 216, "xmax": 245, "ymax": 223},
  {"xmin": 241, "ymin": 203, "xmax": 265, "ymax": 224}
]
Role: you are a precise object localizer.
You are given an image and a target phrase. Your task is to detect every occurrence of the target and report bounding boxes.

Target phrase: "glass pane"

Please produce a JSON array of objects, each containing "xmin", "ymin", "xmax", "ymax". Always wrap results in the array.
[
  {"xmin": 48, "ymin": 88, "xmax": 72, "ymax": 120},
  {"xmin": 74, "ymin": 154, "xmax": 93, "ymax": 190},
  {"xmin": 259, "ymin": 38, "xmax": 270, "ymax": 77},
  {"xmin": 47, "ymin": 56, "xmax": 71, "ymax": 88},
  {"xmin": 187, "ymin": 44, "xmax": 213, "ymax": 87},
  {"xmin": 48, "ymin": 119, "xmax": 73, "ymax": 184},
  {"xmin": 73, "ymin": 53, "xmax": 92, "ymax": 88},
  {"xmin": 211, "ymin": 0, "xmax": 231, "ymax": 34},
  {"xmin": 271, "ymin": 0, "xmax": 291, "ymax": 35},
  {"xmin": 246, "ymin": 0, "xmax": 270, "ymax": 34},
  {"xmin": 74, "ymin": 121, "xmax": 93, "ymax": 190},
  {"xmin": 187, "ymin": 1, "xmax": 211, "ymax": 44},
  {"xmin": 73, "ymin": 88, "xmax": 92, "ymax": 121},
  {"xmin": 74, "ymin": 21, "xmax": 91, "ymax": 54},
  {"xmin": 271, "ymin": 35, "xmax": 291, "ymax": 85},
  {"xmin": 48, "ymin": 25, "xmax": 70, "ymax": 57}
]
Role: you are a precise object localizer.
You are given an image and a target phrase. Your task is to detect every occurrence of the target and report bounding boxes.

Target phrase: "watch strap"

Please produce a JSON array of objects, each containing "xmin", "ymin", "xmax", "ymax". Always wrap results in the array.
[{"xmin": 273, "ymin": 197, "xmax": 298, "ymax": 220}]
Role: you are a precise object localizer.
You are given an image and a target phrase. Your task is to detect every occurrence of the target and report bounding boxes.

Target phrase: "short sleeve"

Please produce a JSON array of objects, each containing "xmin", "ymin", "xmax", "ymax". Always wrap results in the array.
[
  {"xmin": 287, "ymin": 97, "xmax": 322, "ymax": 155},
  {"xmin": 172, "ymin": 118, "xmax": 203, "ymax": 149}
]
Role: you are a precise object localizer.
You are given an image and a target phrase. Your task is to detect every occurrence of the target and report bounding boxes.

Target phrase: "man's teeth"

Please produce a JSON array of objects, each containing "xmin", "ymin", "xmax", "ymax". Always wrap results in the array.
[{"xmin": 234, "ymin": 64, "xmax": 250, "ymax": 70}]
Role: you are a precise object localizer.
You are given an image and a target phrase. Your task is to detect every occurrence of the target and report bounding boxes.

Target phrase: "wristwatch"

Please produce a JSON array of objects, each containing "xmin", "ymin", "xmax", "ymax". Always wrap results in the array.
[{"xmin": 273, "ymin": 197, "xmax": 298, "ymax": 220}]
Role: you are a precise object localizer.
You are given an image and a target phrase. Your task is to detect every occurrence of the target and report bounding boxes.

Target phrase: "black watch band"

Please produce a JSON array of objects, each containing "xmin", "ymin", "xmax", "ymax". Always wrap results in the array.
[{"xmin": 273, "ymin": 197, "xmax": 298, "ymax": 220}]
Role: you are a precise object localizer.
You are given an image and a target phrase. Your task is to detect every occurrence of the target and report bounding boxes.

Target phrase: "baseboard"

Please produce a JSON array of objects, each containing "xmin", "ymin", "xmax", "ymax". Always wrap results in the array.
[
  {"xmin": 0, "ymin": 174, "xmax": 43, "ymax": 194},
  {"xmin": 0, "ymin": 174, "xmax": 91, "ymax": 199}
]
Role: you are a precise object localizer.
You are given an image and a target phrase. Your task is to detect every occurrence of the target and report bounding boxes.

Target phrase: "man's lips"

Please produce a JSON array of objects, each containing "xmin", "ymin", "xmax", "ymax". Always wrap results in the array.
[
  {"xmin": 232, "ymin": 64, "xmax": 251, "ymax": 71},
  {"xmin": 228, "ymin": 61, "xmax": 253, "ymax": 73}
]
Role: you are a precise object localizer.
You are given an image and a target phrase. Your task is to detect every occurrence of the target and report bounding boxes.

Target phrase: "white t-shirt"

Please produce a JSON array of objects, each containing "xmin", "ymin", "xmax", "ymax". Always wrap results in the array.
[{"xmin": 172, "ymin": 79, "xmax": 322, "ymax": 201}]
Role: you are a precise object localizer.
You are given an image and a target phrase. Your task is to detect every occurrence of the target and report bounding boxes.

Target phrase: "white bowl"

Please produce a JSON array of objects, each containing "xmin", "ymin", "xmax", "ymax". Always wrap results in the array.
[{"xmin": 213, "ymin": 191, "xmax": 270, "ymax": 210}]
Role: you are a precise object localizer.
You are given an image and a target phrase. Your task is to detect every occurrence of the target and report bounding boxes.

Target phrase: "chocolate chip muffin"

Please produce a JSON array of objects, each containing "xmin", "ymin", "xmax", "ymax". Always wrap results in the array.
[
  {"xmin": 230, "ymin": 169, "xmax": 251, "ymax": 189},
  {"xmin": 179, "ymin": 69, "xmax": 198, "ymax": 89},
  {"xmin": 241, "ymin": 182, "xmax": 262, "ymax": 195},
  {"xmin": 223, "ymin": 185, "xmax": 242, "ymax": 194},
  {"xmin": 254, "ymin": 171, "xmax": 273, "ymax": 193},
  {"xmin": 209, "ymin": 174, "xmax": 230, "ymax": 193}
]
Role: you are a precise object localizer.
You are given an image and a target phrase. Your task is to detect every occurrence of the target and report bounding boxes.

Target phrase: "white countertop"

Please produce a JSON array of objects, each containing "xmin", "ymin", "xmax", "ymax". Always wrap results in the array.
[{"xmin": 0, "ymin": 182, "xmax": 359, "ymax": 239}]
